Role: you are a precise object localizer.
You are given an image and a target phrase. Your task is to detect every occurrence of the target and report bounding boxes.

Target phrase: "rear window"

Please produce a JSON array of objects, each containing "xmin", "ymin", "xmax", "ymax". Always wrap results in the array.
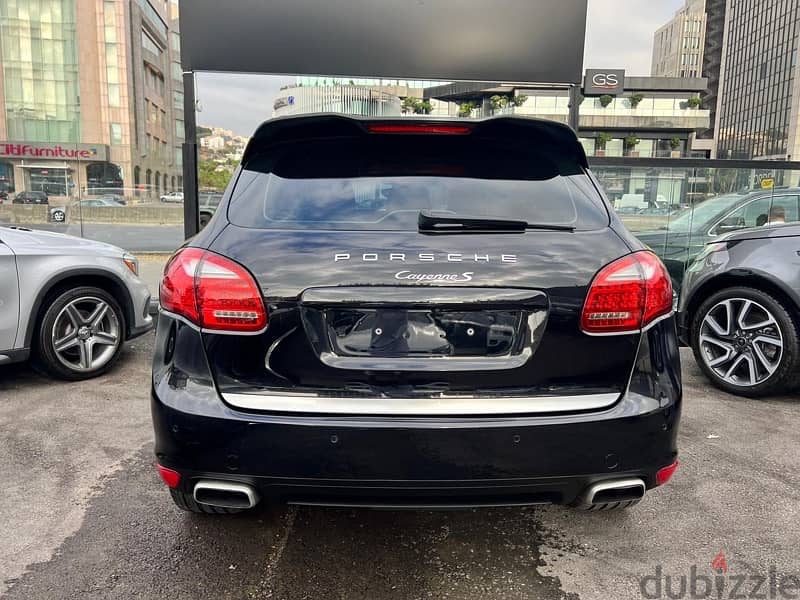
[{"xmin": 228, "ymin": 136, "xmax": 608, "ymax": 231}]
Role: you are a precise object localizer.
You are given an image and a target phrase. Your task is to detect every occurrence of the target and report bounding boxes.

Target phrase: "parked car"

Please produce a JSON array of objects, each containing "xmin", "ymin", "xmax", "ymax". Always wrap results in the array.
[
  {"xmin": 74, "ymin": 197, "xmax": 125, "ymax": 208},
  {"xmin": 677, "ymin": 223, "xmax": 800, "ymax": 397},
  {"xmin": 0, "ymin": 226, "xmax": 153, "ymax": 379},
  {"xmin": 97, "ymin": 193, "xmax": 127, "ymax": 206},
  {"xmin": 636, "ymin": 188, "xmax": 800, "ymax": 289},
  {"xmin": 152, "ymin": 115, "xmax": 681, "ymax": 514},
  {"xmin": 0, "ymin": 190, "xmax": 8, "ymax": 203},
  {"xmin": 160, "ymin": 191, "xmax": 184, "ymax": 203},
  {"xmin": 13, "ymin": 190, "xmax": 49, "ymax": 205},
  {"xmin": 199, "ymin": 193, "xmax": 222, "ymax": 228}
]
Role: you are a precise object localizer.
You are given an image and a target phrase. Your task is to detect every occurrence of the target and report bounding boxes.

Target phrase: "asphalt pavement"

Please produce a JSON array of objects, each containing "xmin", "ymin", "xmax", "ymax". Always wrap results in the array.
[{"xmin": 1, "ymin": 343, "xmax": 798, "ymax": 600}]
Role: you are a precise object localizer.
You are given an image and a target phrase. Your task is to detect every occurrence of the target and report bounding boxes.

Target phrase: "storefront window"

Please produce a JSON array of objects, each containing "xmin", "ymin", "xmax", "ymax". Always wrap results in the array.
[
  {"xmin": 0, "ymin": 161, "xmax": 15, "ymax": 194},
  {"xmin": 28, "ymin": 167, "xmax": 71, "ymax": 196}
]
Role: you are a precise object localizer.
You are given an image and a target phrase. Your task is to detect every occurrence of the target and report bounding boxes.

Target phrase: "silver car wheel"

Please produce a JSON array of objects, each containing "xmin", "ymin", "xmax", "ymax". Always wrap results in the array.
[
  {"xmin": 51, "ymin": 296, "xmax": 121, "ymax": 372},
  {"xmin": 699, "ymin": 298, "xmax": 783, "ymax": 387}
]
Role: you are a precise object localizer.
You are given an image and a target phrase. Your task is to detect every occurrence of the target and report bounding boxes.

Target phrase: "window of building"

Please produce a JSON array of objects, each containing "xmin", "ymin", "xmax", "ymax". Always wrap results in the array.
[
  {"xmin": 108, "ymin": 84, "xmax": 121, "ymax": 107},
  {"xmin": 141, "ymin": 29, "xmax": 163, "ymax": 56},
  {"xmin": 138, "ymin": 0, "xmax": 168, "ymax": 38},
  {"xmin": 110, "ymin": 123, "xmax": 123, "ymax": 144},
  {"xmin": 175, "ymin": 119, "xmax": 184, "ymax": 139}
]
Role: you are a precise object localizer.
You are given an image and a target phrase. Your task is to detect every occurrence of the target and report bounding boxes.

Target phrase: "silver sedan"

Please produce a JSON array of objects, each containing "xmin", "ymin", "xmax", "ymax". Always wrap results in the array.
[{"xmin": 0, "ymin": 225, "xmax": 153, "ymax": 380}]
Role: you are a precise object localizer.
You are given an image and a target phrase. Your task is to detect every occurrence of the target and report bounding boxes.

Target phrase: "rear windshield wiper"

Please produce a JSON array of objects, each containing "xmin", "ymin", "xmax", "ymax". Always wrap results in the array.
[{"xmin": 418, "ymin": 210, "xmax": 576, "ymax": 233}]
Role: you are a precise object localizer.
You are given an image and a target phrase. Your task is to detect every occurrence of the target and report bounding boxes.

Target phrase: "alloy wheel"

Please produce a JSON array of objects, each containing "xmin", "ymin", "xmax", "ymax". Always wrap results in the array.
[
  {"xmin": 698, "ymin": 298, "xmax": 783, "ymax": 387},
  {"xmin": 51, "ymin": 296, "xmax": 121, "ymax": 372}
]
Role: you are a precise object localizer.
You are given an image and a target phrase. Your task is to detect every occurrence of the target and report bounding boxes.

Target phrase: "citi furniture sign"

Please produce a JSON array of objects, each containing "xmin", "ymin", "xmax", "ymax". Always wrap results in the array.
[{"xmin": 0, "ymin": 141, "xmax": 109, "ymax": 162}]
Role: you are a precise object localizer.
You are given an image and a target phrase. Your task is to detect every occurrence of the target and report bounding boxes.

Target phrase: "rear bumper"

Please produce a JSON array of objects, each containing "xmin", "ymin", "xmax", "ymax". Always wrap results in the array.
[
  {"xmin": 151, "ymin": 317, "xmax": 682, "ymax": 506},
  {"xmin": 152, "ymin": 391, "xmax": 679, "ymax": 506}
]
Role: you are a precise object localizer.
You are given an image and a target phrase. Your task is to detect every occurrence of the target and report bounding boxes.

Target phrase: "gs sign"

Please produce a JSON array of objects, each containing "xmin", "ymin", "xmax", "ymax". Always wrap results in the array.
[{"xmin": 584, "ymin": 69, "xmax": 625, "ymax": 96}]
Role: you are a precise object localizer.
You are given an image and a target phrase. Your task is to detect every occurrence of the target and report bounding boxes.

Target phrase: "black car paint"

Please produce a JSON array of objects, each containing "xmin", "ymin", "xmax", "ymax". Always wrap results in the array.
[{"xmin": 152, "ymin": 115, "xmax": 682, "ymax": 507}]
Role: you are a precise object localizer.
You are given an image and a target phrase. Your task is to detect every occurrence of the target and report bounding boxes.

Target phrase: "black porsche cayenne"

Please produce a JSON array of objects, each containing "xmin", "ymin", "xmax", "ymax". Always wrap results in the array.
[{"xmin": 152, "ymin": 115, "xmax": 681, "ymax": 513}]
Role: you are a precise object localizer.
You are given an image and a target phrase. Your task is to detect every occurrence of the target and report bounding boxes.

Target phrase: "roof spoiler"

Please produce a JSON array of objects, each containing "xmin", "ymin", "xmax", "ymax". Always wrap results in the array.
[{"xmin": 241, "ymin": 114, "xmax": 588, "ymax": 168}]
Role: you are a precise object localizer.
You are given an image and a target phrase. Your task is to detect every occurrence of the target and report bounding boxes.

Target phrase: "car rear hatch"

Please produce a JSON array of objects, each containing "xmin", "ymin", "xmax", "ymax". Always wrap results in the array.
[{"xmin": 196, "ymin": 116, "xmax": 646, "ymax": 414}]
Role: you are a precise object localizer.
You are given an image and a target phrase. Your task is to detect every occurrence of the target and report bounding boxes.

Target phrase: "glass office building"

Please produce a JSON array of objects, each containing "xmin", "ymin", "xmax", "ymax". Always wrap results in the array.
[
  {"xmin": 715, "ymin": 0, "xmax": 800, "ymax": 159},
  {"xmin": 0, "ymin": 0, "xmax": 183, "ymax": 199}
]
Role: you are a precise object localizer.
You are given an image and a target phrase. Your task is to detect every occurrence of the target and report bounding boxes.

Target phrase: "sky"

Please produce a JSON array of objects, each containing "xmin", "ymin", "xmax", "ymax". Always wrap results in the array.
[{"xmin": 195, "ymin": 0, "xmax": 684, "ymax": 136}]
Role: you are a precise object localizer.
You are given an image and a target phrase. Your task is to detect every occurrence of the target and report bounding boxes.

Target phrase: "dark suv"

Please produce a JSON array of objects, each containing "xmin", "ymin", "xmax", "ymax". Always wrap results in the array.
[
  {"xmin": 13, "ymin": 190, "xmax": 49, "ymax": 205},
  {"xmin": 152, "ymin": 115, "xmax": 681, "ymax": 513}
]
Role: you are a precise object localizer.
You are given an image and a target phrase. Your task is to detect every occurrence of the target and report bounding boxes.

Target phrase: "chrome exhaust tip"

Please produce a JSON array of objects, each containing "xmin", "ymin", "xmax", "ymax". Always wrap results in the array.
[
  {"xmin": 578, "ymin": 477, "xmax": 646, "ymax": 508},
  {"xmin": 193, "ymin": 480, "xmax": 259, "ymax": 509}
]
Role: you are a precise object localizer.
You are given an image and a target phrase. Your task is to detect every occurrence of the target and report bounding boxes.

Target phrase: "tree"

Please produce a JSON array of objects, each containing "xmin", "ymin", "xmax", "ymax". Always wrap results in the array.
[
  {"xmin": 198, "ymin": 159, "xmax": 233, "ymax": 191},
  {"xmin": 458, "ymin": 101, "xmax": 478, "ymax": 118},
  {"xmin": 686, "ymin": 96, "xmax": 702, "ymax": 109},
  {"xmin": 624, "ymin": 136, "xmax": 640, "ymax": 153},
  {"xmin": 401, "ymin": 97, "xmax": 417, "ymax": 114},
  {"xmin": 628, "ymin": 93, "xmax": 645, "ymax": 109},
  {"xmin": 599, "ymin": 95, "xmax": 614, "ymax": 108},
  {"xmin": 401, "ymin": 97, "xmax": 434, "ymax": 115},
  {"xmin": 596, "ymin": 132, "xmax": 613, "ymax": 150},
  {"xmin": 509, "ymin": 94, "xmax": 527, "ymax": 107},
  {"xmin": 489, "ymin": 95, "xmax": 508, "ymax": 111}
]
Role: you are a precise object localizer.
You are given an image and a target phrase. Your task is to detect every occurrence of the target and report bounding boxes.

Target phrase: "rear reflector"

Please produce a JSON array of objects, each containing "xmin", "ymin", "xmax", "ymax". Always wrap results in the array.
[
  {"xmin": 367, "ymin": 123, "xmax": 472, "ymax": 135},
  {"xmin": 156, "ymin": 464, "xmax": 181, "ymax": 489},
  {"xmin": 581, "ymin": 251, "xmax": 673, "ymax": 334},
  {"xmin": 655, "ymin": 460, "xmax": 679, "ymax": 486},
  {"xmin": 160, "ymin": 247, "xmax": 267, "ymax": 332}
]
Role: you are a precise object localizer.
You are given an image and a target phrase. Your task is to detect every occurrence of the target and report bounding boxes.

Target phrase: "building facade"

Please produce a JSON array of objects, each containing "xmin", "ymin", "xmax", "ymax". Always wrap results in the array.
[
  {"xmin": 423, "ymin": 78, "xmax": 710, "ymax": 158},
  {"xmin": 651, "ymin": 0, "xmax": 707, "ymax": 78},
  {"xmin": 0, "ymin": 0, "xmax": 183, "ymax": 201},
  {"xmin": 272, "ymin": 84, "xmax": 403, "ymax": 118},
  {"xmin": 715, "ymin": 0, "xmax": 800, "ymax": 159}
]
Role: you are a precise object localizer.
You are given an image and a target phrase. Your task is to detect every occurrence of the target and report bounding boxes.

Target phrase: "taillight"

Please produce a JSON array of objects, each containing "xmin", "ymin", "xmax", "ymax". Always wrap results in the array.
[
  {"xmin": 367, "ymin": 123, "xmax": 472, "ymax": 135},
  {"xmin": 160, "ymin": 248, "xmax": 267, "ymax": 332},
  {"xmin": 581, "ymin": 251, "xmax": 672, "ymax": 334}
]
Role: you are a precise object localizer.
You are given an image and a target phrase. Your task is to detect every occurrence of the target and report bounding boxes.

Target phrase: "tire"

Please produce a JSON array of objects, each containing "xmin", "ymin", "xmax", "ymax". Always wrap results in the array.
[
  {"xmin": 35, "ymin": 285, "xmax": 126, "ymax": 381},
  {"xmin": 199, "ymin": 213, "xmax": 211, "ymax": 228},
  {"xmin": 169, "ymin": 489, "xmax": 243, "ymax": 514},
  {"xmin": 690, "ymin": 286, "xmax": 800, "ymax": 398},
  {"xmin": 574, "ymin": 498, "xmax": 641, "ymax": 512}
]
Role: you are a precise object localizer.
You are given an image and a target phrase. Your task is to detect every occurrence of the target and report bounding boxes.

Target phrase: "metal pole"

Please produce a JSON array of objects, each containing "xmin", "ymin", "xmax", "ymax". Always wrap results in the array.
[
  {"xmin": 568, "ymin": 84, "xmax": 581, "ymax": 132},
  {"xmin": 182, "ymin": 71, "xmax": 199, "ymax": 238}
]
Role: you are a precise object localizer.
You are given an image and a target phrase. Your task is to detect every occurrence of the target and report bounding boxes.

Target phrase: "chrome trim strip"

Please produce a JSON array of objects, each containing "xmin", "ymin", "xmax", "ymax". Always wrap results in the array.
[
  {"xmin": 158, "ymin": 307, "xmax": 269, "ymax": 336},
  {"xmin": 318, "ymin": 347, "xmax": 533, "ymax": 372},
  {"xmin": 221, "ymin": 391, "xmax": 620, "ymax": 415},
  {"xmin": 581, "ymin": 310, "xmax": 674, "ymax": 337}
]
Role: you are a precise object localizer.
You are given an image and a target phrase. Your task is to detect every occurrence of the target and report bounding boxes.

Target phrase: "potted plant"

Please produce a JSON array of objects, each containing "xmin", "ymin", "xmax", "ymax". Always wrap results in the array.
[
  {"xmin": 624, "ymin": 135, "xmax": 640, "ymax": 157},
  {"xmin": 457, "ymin": 101, "xmax": 477, "ymax": 118},
  {"xmin": 686, "ymin": 96, "xmax": 702, "ymax": 109},
  {"xmin": 595, "ymin": 132, "xmax": 613, "ymax": 156},
  {"xmin": 628, "ymin": 93, "xmax": 645, "ymax": 109},
  {"xmin": 489, "ymin": 95, "xmax": 508, "ymax": 113},
  {"xmin": 669, "ymin": 136, "xmax": 682, "ymax": 157},
  {"xmin": 599, "ymin": 95, "xmax": 614, "ymax": 108}
]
